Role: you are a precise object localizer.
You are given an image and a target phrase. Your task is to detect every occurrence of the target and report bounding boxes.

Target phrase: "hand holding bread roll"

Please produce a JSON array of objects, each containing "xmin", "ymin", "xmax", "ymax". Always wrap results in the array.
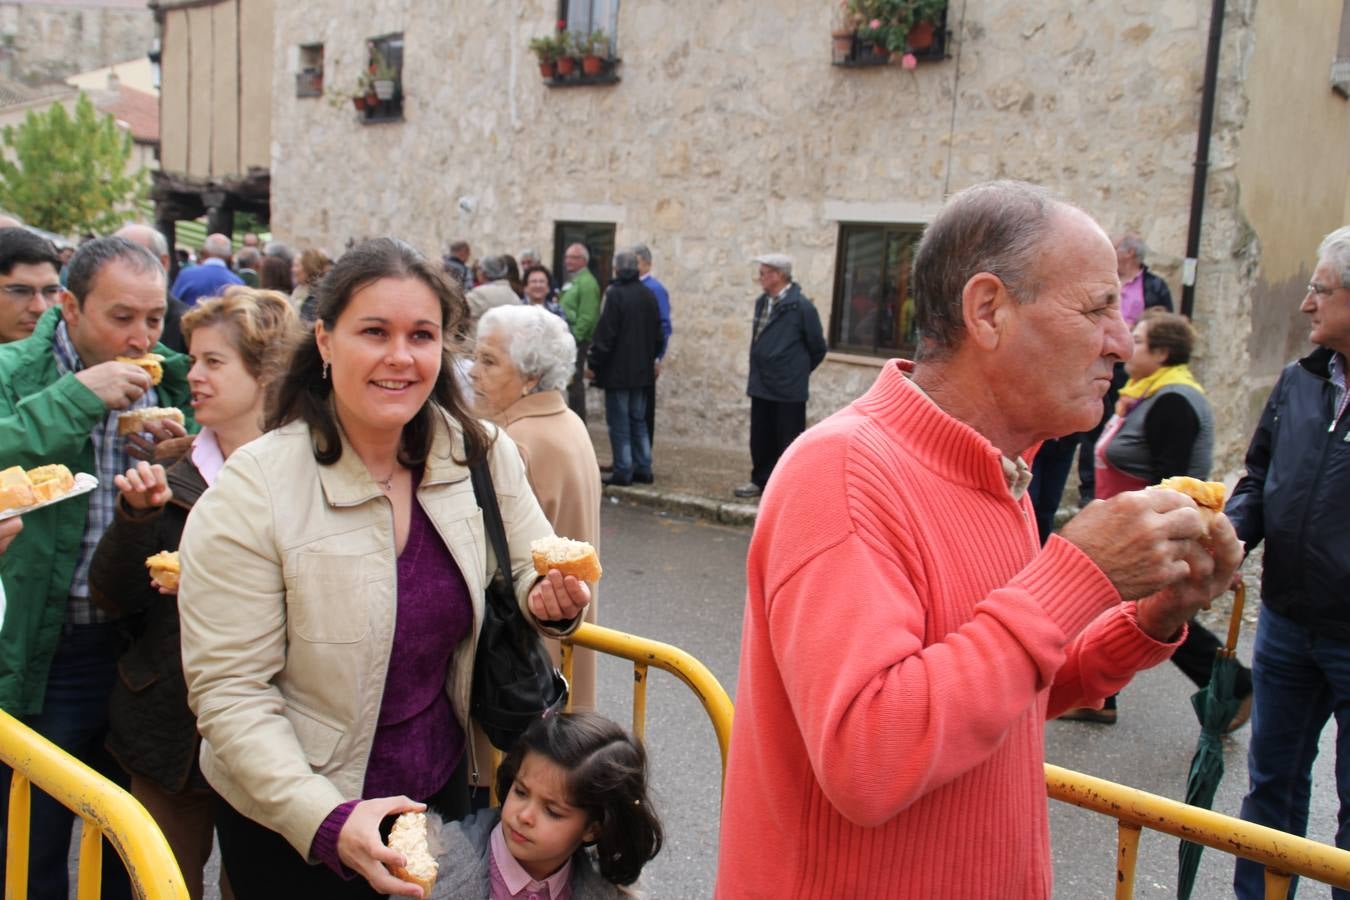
[
  {"xmin": 115, "ymin": 353, "xmax": 164, "ymax": 385},
  {"xmin": 531, "ymin": 536, "xmax": 602, "ymax": 583},
  {"xmin": 1150, "ymin": 476, "xmax": 1227, "ymax": 546},
  {"xmin": 145, "ymin": 550, "xmax": 179, "ymax": 592}
]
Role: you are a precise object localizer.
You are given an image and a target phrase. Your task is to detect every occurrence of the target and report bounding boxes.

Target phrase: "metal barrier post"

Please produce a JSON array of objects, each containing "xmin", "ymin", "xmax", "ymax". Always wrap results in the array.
[{"xmin": 0, "ymin": 709, "xmax": 188, "ymax": 899}]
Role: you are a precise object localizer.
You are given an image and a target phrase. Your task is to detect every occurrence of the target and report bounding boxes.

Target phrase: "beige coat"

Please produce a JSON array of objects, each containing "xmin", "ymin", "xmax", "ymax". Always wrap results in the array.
[
  {"xmin": 465, "ymin": 280, "xmax": 520, "ymax": 325},
  {"xmin": 498, "ymin": 390, "xmax": 602, "ymax": 711},
  {"xmin": 178, "ymin": 412, "xmax": 568, "ymax": 857}
]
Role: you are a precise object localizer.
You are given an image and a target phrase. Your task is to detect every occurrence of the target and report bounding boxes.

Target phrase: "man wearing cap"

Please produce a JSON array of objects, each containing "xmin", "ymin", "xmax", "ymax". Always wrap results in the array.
[{"xmin": 734, "ymin": 253, "xmax": 826, "ymax": 499}]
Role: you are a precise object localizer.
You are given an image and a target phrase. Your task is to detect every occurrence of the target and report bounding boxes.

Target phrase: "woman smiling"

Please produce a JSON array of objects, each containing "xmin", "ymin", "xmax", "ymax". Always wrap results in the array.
[{"xmin": 177, "ymin": 239, "xmax": 590, "ymax": 898}]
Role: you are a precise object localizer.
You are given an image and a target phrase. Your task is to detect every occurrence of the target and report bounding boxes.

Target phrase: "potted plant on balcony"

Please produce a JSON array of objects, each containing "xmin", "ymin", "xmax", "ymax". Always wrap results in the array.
[
  {"xmin": 529, "ymin": 33, "xmax": 561, "ymax": 78},
  {"xmin": 842, "ymin": 0, "xmax": 945, "ymax": 62},
  {"xmin": 832, "ymin": 1, "xmax": 863, "ymax": 62},
  {"xmin": 580, "ymin": 29, "xmax": 609, "ymax": 76},
  {"xmin": 555, "ymin": 29, "xmax": 578, "ymax": 76},
  {"xmin": 368, "ymin": 43, "xmax": 397, "ymax": 100}
]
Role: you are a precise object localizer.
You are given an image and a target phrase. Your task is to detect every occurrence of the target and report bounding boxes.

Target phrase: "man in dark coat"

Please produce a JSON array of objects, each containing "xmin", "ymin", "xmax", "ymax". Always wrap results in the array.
[
  {"xmin": 587, "ymin": 250, "xmax": 664, "ymax": 486},
  {"xmin": 735, "ymin": 253, "xmax": 826, "ymax": 498},
  {"xmin": 1229, "ymin": 224, "xmax": 1350, "ymax": 898}
]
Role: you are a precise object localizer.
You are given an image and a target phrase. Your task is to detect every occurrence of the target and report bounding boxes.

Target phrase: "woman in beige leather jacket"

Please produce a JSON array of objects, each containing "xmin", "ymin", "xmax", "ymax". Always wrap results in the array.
[{"xmin": 177, "ymin": 239, "xmax": 591, "ymax": 900}]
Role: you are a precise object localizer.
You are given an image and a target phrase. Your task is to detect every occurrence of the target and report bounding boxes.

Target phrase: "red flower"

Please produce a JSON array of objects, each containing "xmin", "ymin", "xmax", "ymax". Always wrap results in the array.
[{"xmin": 556, "ymin": 19, "xmax": 566, "ymax": 30}]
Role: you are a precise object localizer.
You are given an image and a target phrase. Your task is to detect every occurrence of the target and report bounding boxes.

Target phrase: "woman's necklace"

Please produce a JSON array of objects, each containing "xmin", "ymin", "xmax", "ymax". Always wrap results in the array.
[{"xmin": 374, "ymin": 469, "xmax": 396, "ymax": 492}]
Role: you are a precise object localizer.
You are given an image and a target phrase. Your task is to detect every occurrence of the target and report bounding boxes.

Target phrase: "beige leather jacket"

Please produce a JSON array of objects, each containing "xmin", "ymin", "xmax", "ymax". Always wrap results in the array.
[{"xmin": 178, "ymin": 412, "xmax": 564, "ymax": 857}]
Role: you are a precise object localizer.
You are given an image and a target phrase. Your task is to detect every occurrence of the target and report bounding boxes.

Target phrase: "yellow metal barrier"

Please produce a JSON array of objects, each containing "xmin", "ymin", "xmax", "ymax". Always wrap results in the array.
[
  {"xmin": 562, "ymin": 623, "xmax": 1350, "ymax": 897},
  {"xmin": 0, "ymin": 708, "xmax": 188, "ymax": 900},
  {"xmin": 1046, "ymin": 763, "xmax": 1350, "ymax": 899},
  {"xmin": 560, "ymin": 622, "xmax": 735, "ymax": 789}
]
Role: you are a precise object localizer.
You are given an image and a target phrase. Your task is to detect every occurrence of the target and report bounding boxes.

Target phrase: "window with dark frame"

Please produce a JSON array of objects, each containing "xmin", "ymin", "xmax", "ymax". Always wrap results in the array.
[
  {"xmin": 553, "ymin": 221, "xmax": 616, "ymax": 293},
  {"xmin": 296, "ymin": 44, "xmax": 323, "ymax": 97},
  {"xmin": 362, "ymin": 33, "xmax": 404, "ymax": 123},
  {"xmin": 829, "ymin": 223, "xmax": 923, "ymax": 357},
  {"xmin": 1334, "ymin": 0, "xmax": 1350, "ymax": 97},
  {"xmin": 562, "ymin": 0, "xmax": 618, "ymax": 48}
]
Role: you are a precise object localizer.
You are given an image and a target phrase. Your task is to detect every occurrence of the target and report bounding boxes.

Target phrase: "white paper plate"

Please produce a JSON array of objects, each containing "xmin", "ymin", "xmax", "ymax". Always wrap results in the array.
[{"xmin": 0, "ymin": 472, "xmax": 98, "ymax": 521}]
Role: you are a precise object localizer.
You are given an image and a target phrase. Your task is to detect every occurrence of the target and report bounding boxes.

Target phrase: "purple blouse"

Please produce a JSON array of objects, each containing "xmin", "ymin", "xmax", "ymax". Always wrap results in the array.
[{"xmin": 311, "ymin": 473, "xmax": 474, "ymax": 874}]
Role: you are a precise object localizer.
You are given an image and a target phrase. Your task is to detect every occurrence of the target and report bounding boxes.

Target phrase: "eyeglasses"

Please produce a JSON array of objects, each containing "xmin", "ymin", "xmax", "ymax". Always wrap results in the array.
[{"xmin": 0, "ymin": 284, "xmax": 63, "ymax": 302}]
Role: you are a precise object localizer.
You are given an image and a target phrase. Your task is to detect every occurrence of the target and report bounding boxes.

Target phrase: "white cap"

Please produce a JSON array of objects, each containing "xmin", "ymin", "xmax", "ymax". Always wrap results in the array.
[{"xmin": 752, "ymin": 253, "xmax": 793, "ymax": 277}]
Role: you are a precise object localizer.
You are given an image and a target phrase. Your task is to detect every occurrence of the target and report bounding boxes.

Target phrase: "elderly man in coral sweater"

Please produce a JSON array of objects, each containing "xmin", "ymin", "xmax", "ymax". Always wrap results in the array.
[{"xmin": 716, "ymin": 181, "xmax": 1243, "ymax": 899}]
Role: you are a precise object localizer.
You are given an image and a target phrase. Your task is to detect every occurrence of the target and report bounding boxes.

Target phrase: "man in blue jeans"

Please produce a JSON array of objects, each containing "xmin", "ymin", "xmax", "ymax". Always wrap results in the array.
[
  {"xmin": 1227, "ymin": 225, "xmax": 1350, "ymax": 899},
  {"xmin": 586, "ymin": 250, "xmax": 664, "ymax": 486}
]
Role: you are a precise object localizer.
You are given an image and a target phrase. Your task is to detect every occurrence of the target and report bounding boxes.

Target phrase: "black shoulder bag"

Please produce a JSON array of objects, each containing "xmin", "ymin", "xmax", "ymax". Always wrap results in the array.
[{"xmin": 468, "ymin": 458, "xmax": 569, "ymax": 751}]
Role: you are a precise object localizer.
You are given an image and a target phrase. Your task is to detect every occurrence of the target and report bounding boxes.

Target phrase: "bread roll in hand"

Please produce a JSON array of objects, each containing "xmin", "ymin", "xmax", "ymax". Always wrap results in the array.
[
  {"xmin": 531, "ymin": 536, "xmax": 602, "ymax": 583},
  {"xmin": 387, "ymin": 812, "xmax": 437, "ymax": 896}
]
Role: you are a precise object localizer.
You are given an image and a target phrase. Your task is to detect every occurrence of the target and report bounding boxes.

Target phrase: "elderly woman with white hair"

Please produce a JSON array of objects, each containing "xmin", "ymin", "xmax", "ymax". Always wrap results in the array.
[{"xmin": 471, "ymin": 304, "xmax": 602, "ymax": 712}]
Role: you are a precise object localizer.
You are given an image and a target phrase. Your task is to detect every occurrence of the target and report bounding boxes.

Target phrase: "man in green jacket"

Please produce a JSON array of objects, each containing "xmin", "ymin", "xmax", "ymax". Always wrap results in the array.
[
  {"xmin": 559, "ymin": 242, "xmax": 601, "ymax": 422},
  {"xmin": 0, "ymin": 236, "xmax": 195, "ymax": 899}
]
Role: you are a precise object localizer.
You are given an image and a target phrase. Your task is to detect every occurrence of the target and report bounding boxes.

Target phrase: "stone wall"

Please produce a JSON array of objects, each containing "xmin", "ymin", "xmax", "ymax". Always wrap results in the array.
[
  {"xmin": 269, "ymin": 0, "xmax": 1340, "ymax": 477},
  {"xmin": 0, "ymin": 1, "xmax": 154, "ymax": 86}
]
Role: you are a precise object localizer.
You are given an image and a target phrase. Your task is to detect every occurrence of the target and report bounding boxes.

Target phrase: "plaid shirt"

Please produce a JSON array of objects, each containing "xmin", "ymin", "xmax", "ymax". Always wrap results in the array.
[
  {"xmin": 1331, "ymin": 352, "xmax": 1348, "ymax": 434},
  {"xmin": 752, "ymin": 285, "xmax": 790, "ymax": 343},
  {"xmin": 51, "ymin": 322, "xmax": 157, "ymax": 623}
]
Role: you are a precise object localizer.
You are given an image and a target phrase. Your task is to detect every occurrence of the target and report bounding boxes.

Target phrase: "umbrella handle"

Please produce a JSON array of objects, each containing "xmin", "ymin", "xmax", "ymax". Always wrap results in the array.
[{"xmin": 1225, "ymin": 581, "xmax": 1245, "ymax": 654}]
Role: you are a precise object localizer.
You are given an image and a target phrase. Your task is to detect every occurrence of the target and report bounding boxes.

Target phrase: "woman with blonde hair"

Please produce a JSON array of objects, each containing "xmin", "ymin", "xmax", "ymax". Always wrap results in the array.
[
  {"xmin": 291, "ymin": 248, "xmax": 333, "ymax": 322},
  {"xmin": 89, "ymin": 287, "xmax": 298, "ymax": 899}
]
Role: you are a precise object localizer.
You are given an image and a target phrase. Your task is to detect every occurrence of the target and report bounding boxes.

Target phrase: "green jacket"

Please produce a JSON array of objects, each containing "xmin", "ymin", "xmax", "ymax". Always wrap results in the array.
[
  {"xmin": 559, "ymin": 267, "xmax": 601, "ymax": 343},
  {"xmin": 0, "ymin": 307, "xmax": 195, "ymax": 714}
]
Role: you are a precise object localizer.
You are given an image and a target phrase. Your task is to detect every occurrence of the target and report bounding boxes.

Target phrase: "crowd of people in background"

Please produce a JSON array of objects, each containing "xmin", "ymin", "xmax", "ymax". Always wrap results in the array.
[{"xmin": 0, "ymin": 184, "xmax": 1344, "ymax": 900}]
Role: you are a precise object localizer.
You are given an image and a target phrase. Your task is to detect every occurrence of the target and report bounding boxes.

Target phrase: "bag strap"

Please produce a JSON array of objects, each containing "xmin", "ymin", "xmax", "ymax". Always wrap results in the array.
[{"xmin": 468, "ymin": 457, "xmax": 512, "ymax": 595}]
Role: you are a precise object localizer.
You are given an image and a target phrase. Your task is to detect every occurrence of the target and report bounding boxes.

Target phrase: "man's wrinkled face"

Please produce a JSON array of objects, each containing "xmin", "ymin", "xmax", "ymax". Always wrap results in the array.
[
  {"xmin": 1302, "ymin": 258, "xmax": 1350, "ymax": 356},
  {"xmin": 563, "ymin": 247, "xmax": 586, "ymax": 274},
  {"xmin": 62, "ymin": 259, "xmax": 166, "ymax": 365},
  {"xmin": 758, "ymin": 265, "xmax": 788, "ymax": 296}
]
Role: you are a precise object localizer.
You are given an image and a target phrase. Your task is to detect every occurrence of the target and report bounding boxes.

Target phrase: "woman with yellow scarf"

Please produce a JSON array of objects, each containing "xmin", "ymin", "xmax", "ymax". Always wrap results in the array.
[{"xmin": 1061, "ymin": 311, "xmax": 1253, "ymax": 728}]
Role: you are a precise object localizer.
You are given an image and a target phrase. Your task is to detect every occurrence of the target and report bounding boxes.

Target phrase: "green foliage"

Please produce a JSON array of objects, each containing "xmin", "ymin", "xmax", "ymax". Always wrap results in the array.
[
  {"xmin": 529, "ymin": 33, "xmax": 563, "ymax": 63},
  {"xmin": 0, "ymin": 94, "xmax": 146, "ymax": 237},
  {"xmin": 846, "ymin": 0, "xmax": 946, "ymax": 51}
]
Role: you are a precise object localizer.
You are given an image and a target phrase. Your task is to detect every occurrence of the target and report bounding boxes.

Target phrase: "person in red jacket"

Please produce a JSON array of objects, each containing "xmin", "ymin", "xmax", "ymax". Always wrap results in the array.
[{"xmin": 715, "ymin": 180, "xmax": 1243, "ymax": 898}]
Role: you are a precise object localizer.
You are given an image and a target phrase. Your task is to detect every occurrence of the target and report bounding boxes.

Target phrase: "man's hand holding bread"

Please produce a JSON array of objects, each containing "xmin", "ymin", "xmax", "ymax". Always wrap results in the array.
[
  {"xmin": 1060, "ymin": 479, "xmax": 1242, "ymax": 642},
  {"xmin": 74, "ymin": 359, "xmax": 152, "ymax": 410}
]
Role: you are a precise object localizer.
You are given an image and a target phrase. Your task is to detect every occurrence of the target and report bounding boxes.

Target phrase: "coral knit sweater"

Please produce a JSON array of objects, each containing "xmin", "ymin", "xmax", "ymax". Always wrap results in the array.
[{"xmin": 716, "ymin": 360, "xmax": 1182, "ymax": 899}]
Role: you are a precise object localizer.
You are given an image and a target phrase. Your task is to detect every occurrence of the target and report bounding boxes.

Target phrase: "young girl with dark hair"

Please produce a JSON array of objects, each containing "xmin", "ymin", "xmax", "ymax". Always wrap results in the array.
[{"xmin": 427, "ymin": 712, "xmax": 663, "ymax": 899}]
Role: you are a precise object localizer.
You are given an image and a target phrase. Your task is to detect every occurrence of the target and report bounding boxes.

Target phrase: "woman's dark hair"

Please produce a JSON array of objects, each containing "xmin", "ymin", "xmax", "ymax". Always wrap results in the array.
[
  {"xmin": 495, "ymin": 713, "xmax": 663, "ymax": 886},
  {"xmin": 1140, "ymin": 309, "xmax": 1195, "ymax": 365},
  {"xmin": 502, "ymin": 254, "xmax": 523, "ymax": 297},
  {"xmin": 266, "ymin": 237, "xmax": 488, "ymax": 467},
  {"xmin": 259, "ymin": 255, "xmax": 293, "ymax": 293}
]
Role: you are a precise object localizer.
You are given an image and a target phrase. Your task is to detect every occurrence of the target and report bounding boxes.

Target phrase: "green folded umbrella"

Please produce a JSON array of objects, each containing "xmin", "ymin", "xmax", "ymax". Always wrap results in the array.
[{"xmin": 1177, "ymin": 583, "xmax": 1247, "ymax": 900}]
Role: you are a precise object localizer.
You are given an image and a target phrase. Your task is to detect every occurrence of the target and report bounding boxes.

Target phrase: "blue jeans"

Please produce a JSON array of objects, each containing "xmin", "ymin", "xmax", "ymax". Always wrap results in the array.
[
  {"xmin": 1234, "ymin": 607, "xmax": 1350, "ymax": 899},
  {"xmin": 604, "ymin": 388, "xmax": 651, "ymax": 481},
  {"xmin": 0, "ymin": 621, "xmax": 132, "ymax": 900}
]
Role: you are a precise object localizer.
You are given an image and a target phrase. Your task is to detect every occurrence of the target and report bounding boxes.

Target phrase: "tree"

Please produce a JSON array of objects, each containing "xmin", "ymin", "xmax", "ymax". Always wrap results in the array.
[{"xmin": 0, "ymin": 94, "xmax": 148, "ymax": 237}]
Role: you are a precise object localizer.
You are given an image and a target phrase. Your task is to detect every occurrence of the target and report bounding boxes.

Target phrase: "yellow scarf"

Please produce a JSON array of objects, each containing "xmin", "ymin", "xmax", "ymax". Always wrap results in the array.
[{"xmin": 1116, "ymin": 364, "xmax": 1203, "ymax": 417}]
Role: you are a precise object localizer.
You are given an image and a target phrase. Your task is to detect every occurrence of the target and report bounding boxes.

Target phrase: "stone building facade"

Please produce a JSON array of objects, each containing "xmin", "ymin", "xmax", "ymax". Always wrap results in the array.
[
  {"xmin": 268, "ymin": 0, "xmax": 1350, "ymax": 478},
  {"xmin": 0, "ymin": 0, "xmax": 153, "ymax": 87}
]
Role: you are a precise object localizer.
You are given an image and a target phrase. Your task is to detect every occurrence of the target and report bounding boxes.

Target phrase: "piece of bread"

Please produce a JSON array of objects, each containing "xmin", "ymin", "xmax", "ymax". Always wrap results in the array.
[
  {"xmin": 387, "ymin": 812, "xmax": 437, "ymax": 896},
  {"xmin": 117, "ymin": 406, "xmax": 185, "ymax": 436},
  {"xmin": 1152, "ymin": 476, "xmax": 1227, "ymax": 544},
  {"xmin": 0, "ymin": 466, "xmax": 34, "ymax": 509},
  {"xmin": 145, "ymin": 550, "xmax": 180, "ymax": 591},
  {"xmin": 27, "ymin": 464, "xmax": 74, "ymax": 503},
  {"xmin": 531, "ymin": 536, "xmax": 603, "ymax": 583},
  {"xmin": 115, "ymin": 353, "xmax": 165, "ymax": 385}
]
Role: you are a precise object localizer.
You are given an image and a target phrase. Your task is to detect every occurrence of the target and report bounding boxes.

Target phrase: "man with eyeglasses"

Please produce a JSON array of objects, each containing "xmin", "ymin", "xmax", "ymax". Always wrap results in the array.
[
  {"xmin": 0, "ymin": 227, "xmax": 64, "ymax": 344},
  {"xmin": 1228, "ymin": 225, "xmax": 1350, "ymax": 899}
]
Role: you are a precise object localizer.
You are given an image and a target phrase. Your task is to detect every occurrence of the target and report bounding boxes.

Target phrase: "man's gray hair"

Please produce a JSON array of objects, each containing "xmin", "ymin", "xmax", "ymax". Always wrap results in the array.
[
  {"xmin": 1317, "ymin": 225, "xmax": 1350, "ymax": 289},
  {"xmin": 631, "ymin": 243, "xmax": 652, "ymax": 265},
  {"xmin": 567, "ymin": 243, "xmax": 590, "ymax": 263},
  {"xmin": 912, "ymin": 180, "xmax": 1063, "ymax": 360},
  {"xmin": 480, "ymin": 255, "xmax": 509, "ymax": 281},
  {"xmin": 518, "ymin": 248, "xmax": 540, "ymax": 262},
  {"xmin": 66, "ymin": 236, "xmax": 164, "ymax": 308},
  {"xmin": 264, "ymin": 240, "xmax": 293, "ymax": 263},
  {"xmin": 202, "ymin": 233, "xmax": 232, "ymax": 258},
  {"xmin": 613, "ymin": 250, "xmax": 639, "ymax": 278},
  {"xmin": 235, "ymin": 246, "xmax": 261, "ymax": 269},
  {"xmin": 115, "ymin": 222, "xmax": 169, "ymax": 259},
  {"xmin": 477, "ymin": 304, "xmax": 576, "ymax": 392},
  {"xmin": 1117, "ymin": 233, "xmax": 1148, "ymax": 263}
]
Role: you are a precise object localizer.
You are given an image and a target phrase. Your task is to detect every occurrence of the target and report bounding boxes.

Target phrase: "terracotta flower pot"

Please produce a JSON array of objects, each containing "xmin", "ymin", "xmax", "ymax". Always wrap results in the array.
[
  {"xmin": 556, "ymin": 56, "xmax": 577, "ymax": 76},
  {"xmin": 907, "ymin": 20, "xmax": 936, "ymax": 51},
  {"xmin": 365, "ymin": 90, "xmax": 379, "ymax": 106},
  {"xmin": 539, "ymin": 60, "xmax": 557, "ymax": 78},
  {"xmin": 352, "ymin": 95, "xmax": 367, "ymax": 111},
  {"xmin": 831, "ymin": 30, "xmax": 854, "ymax": 63},
  {"xmin": 582, "ymin": 54, "xmax": 604, "ymax": 76}
]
